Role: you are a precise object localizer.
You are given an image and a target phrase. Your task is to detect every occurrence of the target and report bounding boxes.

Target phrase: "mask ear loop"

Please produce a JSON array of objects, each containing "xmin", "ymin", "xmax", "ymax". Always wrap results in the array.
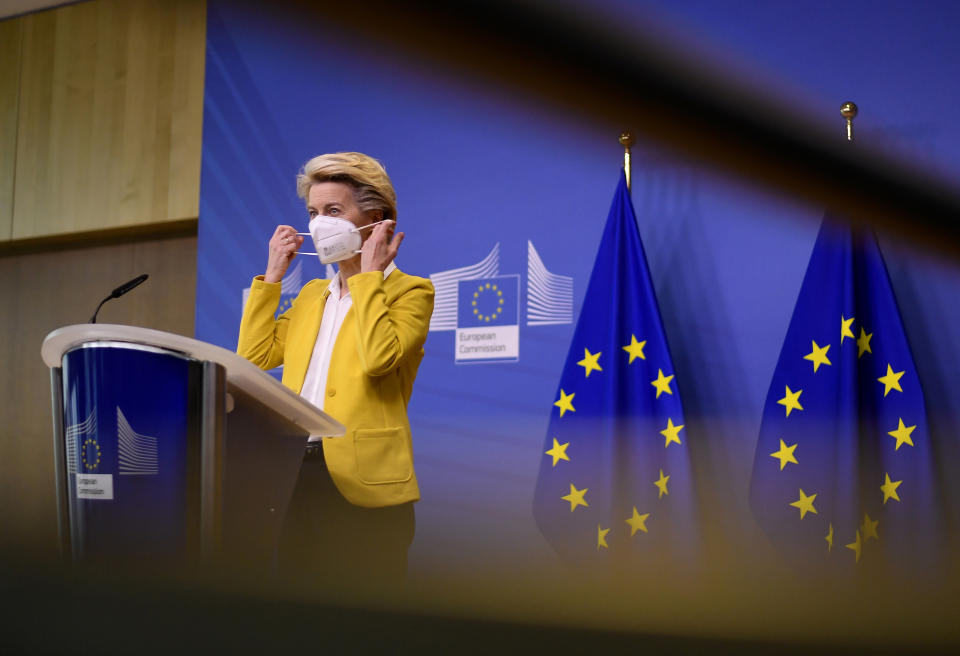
[
  {"xmin": 294, "ymin": 231, "xmax": 318, "ymax": 255},
  {"xmin": 349, "ymin": 222, "xmax": 380, "ymax": 253}
]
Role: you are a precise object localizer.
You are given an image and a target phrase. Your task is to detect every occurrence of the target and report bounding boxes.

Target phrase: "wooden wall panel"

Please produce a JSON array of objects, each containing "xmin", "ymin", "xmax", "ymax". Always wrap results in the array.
[
  {"xmin": 0, "ymin": 18, "xmax": 22, "ymax": 240},
  {"xmin": 12, "ymin": 0, "xmax": 205, "ymax": 240},
  {"xmin": 0, "ymin": 234, "xmax": 197, "ymax": 557},
  {"xmin": 168, "ymin": 0, "xmax": 208, "ymax": 219}
]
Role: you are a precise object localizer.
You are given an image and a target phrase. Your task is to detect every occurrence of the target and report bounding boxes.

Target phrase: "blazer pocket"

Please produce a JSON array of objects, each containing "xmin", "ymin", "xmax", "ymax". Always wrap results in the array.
[{"xmin": 354, "ymin": 427, "xmax": 413, "ymax": 484}]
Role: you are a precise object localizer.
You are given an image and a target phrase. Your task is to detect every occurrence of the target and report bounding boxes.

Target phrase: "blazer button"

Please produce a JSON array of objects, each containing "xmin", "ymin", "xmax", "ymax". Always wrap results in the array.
[{"xmin": 327, "ymin": 388, "xmax": 336, "ymax": 397}]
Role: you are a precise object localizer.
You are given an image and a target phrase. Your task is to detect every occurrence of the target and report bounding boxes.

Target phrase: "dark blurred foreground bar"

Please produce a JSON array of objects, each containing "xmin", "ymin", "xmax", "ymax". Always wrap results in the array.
[
  {"xmin": 0, "ymin": 564, "xmax": 937, "ymax": 656},
  {"xmin": 293, "ymin": 0, "xmax": 960, "ymax": 256}
]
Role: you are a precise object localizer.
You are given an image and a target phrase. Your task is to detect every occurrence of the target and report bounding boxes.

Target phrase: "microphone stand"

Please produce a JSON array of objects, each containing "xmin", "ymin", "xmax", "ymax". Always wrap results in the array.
[{"xmin": 90, "ymin": 274, "xmax": 149, "ymax": 323}]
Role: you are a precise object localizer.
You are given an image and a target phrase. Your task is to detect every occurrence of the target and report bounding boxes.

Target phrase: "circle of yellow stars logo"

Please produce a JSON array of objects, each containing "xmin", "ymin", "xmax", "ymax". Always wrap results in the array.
[
  {"xmin": 82, "ymin": 437, "xmax": 102, "ymax": 471},
  {"xmin": 471, "ymin": 282, "xmax": 505, "ymax": 323},
  {"xmin": 545, "ymin": 331, "xmax": 687, "ymax": 554},
  {"xmin": 767, "ymin": 315, "xmax": 921, "ymax": 566}
]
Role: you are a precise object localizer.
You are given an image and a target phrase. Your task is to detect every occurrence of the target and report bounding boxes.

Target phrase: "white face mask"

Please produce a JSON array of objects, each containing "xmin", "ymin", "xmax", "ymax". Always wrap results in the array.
[{"xmin": 306, "ymin": 215, "xmax": 377, "ymax": 265}]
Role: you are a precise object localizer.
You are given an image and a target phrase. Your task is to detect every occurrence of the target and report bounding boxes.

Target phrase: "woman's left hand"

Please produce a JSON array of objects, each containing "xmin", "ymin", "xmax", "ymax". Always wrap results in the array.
[{"xmin": 360, "ymin": 220, "xmax": 405, "ymax": 273}]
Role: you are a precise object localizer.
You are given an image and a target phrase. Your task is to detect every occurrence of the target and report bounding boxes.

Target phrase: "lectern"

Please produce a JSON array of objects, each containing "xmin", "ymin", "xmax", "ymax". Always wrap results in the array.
[{"xmin": 41, "ymin": 325, "xmax": 344, "ymax": 567}]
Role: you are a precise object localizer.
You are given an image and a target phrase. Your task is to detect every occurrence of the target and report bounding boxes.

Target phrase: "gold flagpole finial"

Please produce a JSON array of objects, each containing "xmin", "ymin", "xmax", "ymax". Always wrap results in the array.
[
  {"xmin": 840, "ymin": 102, "xmax": 858, "ymax": 142},
  {"xmin": 619, "ymin": 131, "xmax": 635, "ymax": 190}
]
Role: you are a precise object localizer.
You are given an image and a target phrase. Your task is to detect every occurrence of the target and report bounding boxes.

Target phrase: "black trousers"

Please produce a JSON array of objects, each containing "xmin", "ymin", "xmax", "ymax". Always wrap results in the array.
[{"xmin": 277, "ymin": 447, "xmax": 415, "ymax": 590}]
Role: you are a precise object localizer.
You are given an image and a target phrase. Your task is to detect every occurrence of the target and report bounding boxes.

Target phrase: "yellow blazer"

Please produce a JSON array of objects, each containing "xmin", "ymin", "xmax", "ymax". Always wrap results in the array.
[{"xmin": 237, "ymin": 268, "xmax": 434, "ymax": 508}]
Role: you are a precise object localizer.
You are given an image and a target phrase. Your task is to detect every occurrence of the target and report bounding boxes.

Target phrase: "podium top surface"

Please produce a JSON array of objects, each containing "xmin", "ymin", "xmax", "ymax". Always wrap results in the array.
[{"xmin": 41, "ymin": 324, "xmax": 345, "ymax": 437}]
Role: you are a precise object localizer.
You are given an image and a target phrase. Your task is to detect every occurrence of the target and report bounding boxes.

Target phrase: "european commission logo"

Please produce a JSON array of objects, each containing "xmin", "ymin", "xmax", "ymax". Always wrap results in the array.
[
  {"xmin": 64, "ymin": 407, "xmax": 160, "ymax": 501},
  {"xmin": 456, "ymin": 275, "xmax": 520, "ymax": 363},
  {"xmin": 429, "ymin": 241, "xmax": 573, "ymax": 364}
]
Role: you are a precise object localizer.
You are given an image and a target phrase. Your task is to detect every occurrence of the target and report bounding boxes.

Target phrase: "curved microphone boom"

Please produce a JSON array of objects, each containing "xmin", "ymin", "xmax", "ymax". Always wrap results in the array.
[{"xmin": 89, "ymin": 274, "xmax": 149, "ymax": 324}]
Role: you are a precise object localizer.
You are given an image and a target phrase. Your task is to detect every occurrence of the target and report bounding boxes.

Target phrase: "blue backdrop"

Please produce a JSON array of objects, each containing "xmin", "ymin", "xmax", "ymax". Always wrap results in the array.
[{"xmin": 195, "ymin": 0, "xmax": 960, "ymax": 574}]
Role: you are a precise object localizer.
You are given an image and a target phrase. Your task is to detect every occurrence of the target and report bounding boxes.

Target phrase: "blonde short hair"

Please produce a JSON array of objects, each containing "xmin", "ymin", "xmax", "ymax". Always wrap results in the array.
[{"xmin": 296, "ymin": 152, "xmax": 397, "ymax": 221}]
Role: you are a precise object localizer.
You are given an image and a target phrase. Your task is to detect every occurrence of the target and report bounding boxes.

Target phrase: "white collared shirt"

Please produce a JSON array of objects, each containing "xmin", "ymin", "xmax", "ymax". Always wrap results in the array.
[{"xmin": 301, "ymin": 262, "xmax": 397, "ymax": 440}]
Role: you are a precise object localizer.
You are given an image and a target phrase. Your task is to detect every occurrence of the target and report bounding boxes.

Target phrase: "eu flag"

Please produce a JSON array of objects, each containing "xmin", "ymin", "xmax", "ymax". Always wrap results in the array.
[
  {"xmin": 533, "ymin": 172, "xmax": 698, "ymax": 565},
  {"xmin": 750, "ymin": 216, "xmax": 943, "ymax": 570}
]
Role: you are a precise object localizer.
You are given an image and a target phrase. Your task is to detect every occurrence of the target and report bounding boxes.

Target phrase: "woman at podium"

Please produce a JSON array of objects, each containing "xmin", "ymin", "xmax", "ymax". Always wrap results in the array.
[{"xmin": 237, "ymin": 152, "xmax": 434, "ymax": 586}]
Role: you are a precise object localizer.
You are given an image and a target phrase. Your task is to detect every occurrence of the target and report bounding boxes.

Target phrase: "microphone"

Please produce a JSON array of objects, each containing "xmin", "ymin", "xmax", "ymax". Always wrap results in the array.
[{"xmin": 89, "ymin": 274, "xmax": 149, "ymax": 324}]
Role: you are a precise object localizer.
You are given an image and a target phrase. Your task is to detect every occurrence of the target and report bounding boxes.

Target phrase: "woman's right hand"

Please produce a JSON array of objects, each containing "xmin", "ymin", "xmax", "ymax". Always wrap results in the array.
[{"xmin": 264, "ymin": 225, "xmax": 304, "ymax": 283}]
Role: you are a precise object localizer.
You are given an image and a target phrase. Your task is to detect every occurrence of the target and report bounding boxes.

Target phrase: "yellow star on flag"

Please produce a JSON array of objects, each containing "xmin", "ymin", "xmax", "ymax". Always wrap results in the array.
[
  {"xmin": 654, "ymin": 469, "xmax": 670, "ymax": 498},
  {"xmin": 597, "ymin": 524, "xmax": 610, "ymax": 549},
  {"xmin": 878, "ymin": 364, "xmax": 905, "ymax": 397},
  {"xmin": 857, "ymin": 328, "xmax": 873, "ymax": 358},
  {"xmin": 554, "ymin": 389, "xmax": 575, "ymax": 417},
  {"xmin": 660, "ymin": 418, "xmax": 684, "ymax": 447},
  {"xmin": 545, "ymin": 438, "xmax": 570, "ymax": 466},
  {"xmin": 790, "ymin": 488, "xmax": 818, "ymax": 519},
  {"xmin": 846, "ymin": 530, "xmax": 862, "ymax": 563},
  {"xmin": 562, "ymin": 483, "xmax": 589, "ymax": 511},
  {"xmin": 777, "ymin": 386, "xmax": 804, "ymax": 417},
  {"xmin": 825, "ymin": 523, "xmax": 834, "ymax": 552},
  {"xmin": 770, "ymin": 439, "xmax": 799, "ymax": 470},
  {"xmin": 881, "ymin": 473, "xmax": 902, "ymax": 504},
  {"xmin": 841, "ymin": 315, "xmax": 856, "ymax": 344},
  {"xmin": 625, "ymin": 508, "xmax": 649, "ymax": 536},
  {"xmin": 887, "ymin": 418, "xmax": 916, "ymax": 451},
  {"xmin": 650, "ymin": 369, "xmax": 675, "ymax": 398},
  {"xmin": 861, "ymin": 513, "xmax": 879, "ymax": 541},
  {"xmin": 803, "ymin": 340, "xmax": 832, "ymax": 372},
  {"xmin": 577, "ymin": 348, "xmax": 603, "ymax": 378},
  {"xmin": 622, "ymin": 334, "xmax": 647, "ymax": 364}
]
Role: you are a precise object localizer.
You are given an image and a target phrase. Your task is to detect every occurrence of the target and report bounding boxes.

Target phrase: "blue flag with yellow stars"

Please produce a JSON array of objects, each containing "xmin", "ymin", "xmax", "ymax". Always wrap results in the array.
[
  {"xmin": 533, "ymin": 172, "xmax": 698, "ymax": 566},
  {"xmin": 750, "ymin": 216, "xmax": 943, "ymax": 571}
]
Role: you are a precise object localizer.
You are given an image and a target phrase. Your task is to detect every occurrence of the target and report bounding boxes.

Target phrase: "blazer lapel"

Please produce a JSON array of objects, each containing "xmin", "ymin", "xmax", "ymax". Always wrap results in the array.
[{"xmin": 289, "ymin": 281, "xmax": 331, "ymax": 394}]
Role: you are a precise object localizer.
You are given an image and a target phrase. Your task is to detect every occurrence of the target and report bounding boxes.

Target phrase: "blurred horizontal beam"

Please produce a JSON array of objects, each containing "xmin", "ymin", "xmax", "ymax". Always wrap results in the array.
[{"xmin": 298, "ymin": 0, "xmax": 960, "ymax": 256}]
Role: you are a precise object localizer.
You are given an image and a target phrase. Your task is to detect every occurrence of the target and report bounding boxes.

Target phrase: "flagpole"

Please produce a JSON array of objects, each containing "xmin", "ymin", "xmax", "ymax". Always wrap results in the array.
[
  {"xmin": 619, "ymin": 131, "xmax": 635, "ymax": 191},
  {"xmin": 840, "ymin": 101, "xmax": 858, "ymax": 142}
]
